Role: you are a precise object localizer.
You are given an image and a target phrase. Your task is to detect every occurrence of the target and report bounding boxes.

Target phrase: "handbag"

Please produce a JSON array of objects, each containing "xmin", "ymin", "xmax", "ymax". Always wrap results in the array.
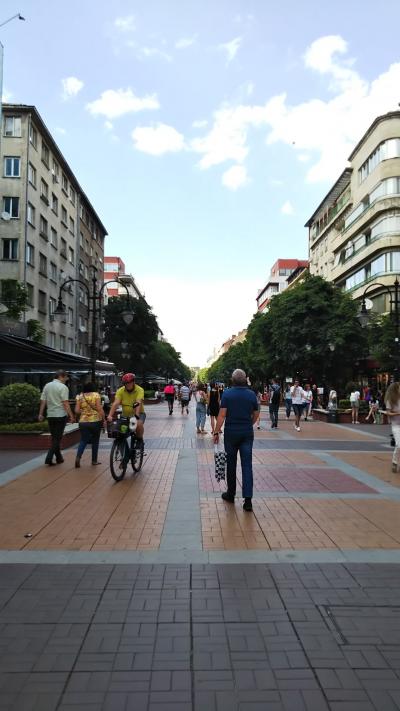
[{"xmin": 214, "ymin": 441, "xmax": 226, "ymax": 482}]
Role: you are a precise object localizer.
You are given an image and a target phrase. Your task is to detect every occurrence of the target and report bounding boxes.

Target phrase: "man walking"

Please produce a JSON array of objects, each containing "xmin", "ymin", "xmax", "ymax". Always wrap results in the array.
[
  {"xmin": 269, "ymin": 378, "xmax": 281, "ymax": 429},
  {"xmin": 180, "ymin": 382, "xmax": 190, "ymax": 414},
  {"xmin": 213, "ymin": 369, "xmax": 259, "ymax": 512},
  {"xmin": 38, "ymin": 370, "xmax": 74, "ymax": 466}
]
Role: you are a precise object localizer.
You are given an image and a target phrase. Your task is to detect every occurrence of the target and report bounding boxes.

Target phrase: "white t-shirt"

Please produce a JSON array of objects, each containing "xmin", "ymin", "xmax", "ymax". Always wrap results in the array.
[
  {"xmin": 291, "ymin": 385, "xmax": 306, "ymax": 405},
  {"xmin": 350, "ymin": 391, "xmax": 360, "ymax": 403},
  {"xmin": 303, "ymin": 390, "xmax": 313, "ymax": 404}
]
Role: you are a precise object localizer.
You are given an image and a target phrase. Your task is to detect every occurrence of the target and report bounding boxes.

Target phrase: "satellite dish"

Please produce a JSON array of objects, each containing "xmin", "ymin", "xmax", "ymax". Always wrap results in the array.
[{"xmin": 1, "ymin": 212, "xmax": 11, "ymax": 221}]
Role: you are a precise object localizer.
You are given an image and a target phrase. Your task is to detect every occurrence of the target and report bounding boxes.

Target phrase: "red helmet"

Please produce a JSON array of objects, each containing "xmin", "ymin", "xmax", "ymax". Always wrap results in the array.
[{"xmin": 121, "ymin": 372, "xmax": 135, "ymax": 384}]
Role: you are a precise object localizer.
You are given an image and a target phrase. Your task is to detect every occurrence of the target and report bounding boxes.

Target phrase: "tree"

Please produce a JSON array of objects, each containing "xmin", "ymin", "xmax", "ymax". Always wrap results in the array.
[
  {"xmin": 208, "ymin": 342, "xmax": 248, "ymax": 384},
  {"xmin": 27, "ymin": 319, "xmax": 45, "ymax": 343},
  {"xmin": 103, "ymin": 296, "xmax": 159, "ymax": 373},
  {"xmin": 0, "ymin": 280, "xmax": 28, "ymax": 320},
  {"xmin": 197, "ymin": 367, "xmax": 209, "ymax": 384},
  {"xmin": 147, "ymin": 340, "xmax": 191, "ymax": 382},
  {"xmin": 245, "ymin": 275, "xmax": 368, "ymax": 389},
  {"xmin": 369, "ymin": 313, "xmax": 400, "ymax": 377}
]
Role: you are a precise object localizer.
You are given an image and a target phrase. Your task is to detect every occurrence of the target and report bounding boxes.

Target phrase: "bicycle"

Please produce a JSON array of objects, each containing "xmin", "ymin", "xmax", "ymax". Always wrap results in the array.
[{"xmin": 107, "ymin": 405, "xmax": 144, "ymax": 481}]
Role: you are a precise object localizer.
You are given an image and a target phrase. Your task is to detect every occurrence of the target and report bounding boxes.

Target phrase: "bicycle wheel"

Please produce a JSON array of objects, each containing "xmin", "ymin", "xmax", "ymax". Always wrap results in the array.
[
  {"xmin": 110, "ymin": 438, "xmax": 129, "ymax": 481},
  {"xmin": 131, "ymin": 438, "xmax": 144, "ymax": 472}
]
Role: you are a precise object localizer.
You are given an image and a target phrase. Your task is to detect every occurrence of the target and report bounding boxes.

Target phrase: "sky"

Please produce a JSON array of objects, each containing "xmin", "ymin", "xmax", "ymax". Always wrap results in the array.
[{"xmin": 2, "ymin": 0, "xmax": 400, "ymax": 366}]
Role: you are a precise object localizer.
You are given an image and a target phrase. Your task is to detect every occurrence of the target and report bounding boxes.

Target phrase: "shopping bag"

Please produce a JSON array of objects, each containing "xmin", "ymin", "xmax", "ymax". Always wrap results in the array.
[{"xmin": 214, "ymin": 441, "xmax": 226, "ymax": 482}]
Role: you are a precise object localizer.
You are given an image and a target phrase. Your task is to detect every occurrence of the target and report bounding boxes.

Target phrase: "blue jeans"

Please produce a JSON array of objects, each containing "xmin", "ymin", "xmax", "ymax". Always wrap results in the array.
[
  {"xmin": 285, "ymin": 398, "xmax": 292, "ymax": 417},
  {"xmin": 269, "ymin": 403, "xmax": 279, "ymax": 427},
  {"xmin": 77, "ymin": 421, "xmax": 102, "ymax": 461},
  {"xmin": 196, "ymin": 403, "xmax": 207, "ymax": 430},
  {"xmin": 224, "ymin": 430, "xmax": 254, "ymax": 498}
]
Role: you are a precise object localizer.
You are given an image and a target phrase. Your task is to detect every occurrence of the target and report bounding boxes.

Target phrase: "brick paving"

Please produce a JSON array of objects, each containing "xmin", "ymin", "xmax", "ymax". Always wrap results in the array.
[{"xmin": 2, "ymin": 405, "xmax": 400, "ymax": 708}]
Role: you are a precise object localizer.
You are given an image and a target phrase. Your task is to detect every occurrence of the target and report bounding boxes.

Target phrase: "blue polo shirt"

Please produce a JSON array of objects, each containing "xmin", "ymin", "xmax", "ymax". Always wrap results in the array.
[{"xmin": 220, "ymin": 386, "xmax": 258, "ymax": 434}]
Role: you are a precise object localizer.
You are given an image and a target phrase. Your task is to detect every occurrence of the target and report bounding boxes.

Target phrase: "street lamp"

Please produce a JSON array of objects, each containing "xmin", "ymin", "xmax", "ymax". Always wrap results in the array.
[
  {"xmin": 358, "ymin": 278, "xmax": 400, "ymax": 378},
  {"xmin": 54, "ymin": 266, "xmax": 134, "ymax": 381}
]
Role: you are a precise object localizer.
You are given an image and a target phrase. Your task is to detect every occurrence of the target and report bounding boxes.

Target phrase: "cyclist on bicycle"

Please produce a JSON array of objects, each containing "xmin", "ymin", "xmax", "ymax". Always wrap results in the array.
[{"xmin": 107, "ymin": 373, "xmax": 145, "ymax": 449}]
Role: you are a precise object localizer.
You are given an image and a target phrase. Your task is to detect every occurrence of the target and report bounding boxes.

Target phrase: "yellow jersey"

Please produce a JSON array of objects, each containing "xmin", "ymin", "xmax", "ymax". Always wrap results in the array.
[{"xmin": 116, "ymin": 385, "xmax": 145, "ymax": 416}]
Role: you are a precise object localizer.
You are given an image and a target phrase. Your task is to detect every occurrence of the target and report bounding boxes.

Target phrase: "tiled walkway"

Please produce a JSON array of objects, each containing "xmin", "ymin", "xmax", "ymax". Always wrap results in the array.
[{"xmin": 2, "ymin": 405, "xmax": 400, "ymax": 709}]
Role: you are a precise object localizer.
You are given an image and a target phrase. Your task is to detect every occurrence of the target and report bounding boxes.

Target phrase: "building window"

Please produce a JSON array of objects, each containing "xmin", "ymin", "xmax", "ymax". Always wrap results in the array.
[
  {"xmin": 26, "ymin": 283, "xmax": 34, "ymax": 307},
  {"xmin": 3, "ymin": 196, "xmax": 19, "ymax": 218},
  {"xmin": 61, "ymin": 172, "xmax": 68, "ymax": 194},
  {"xmin": 60, "ymin": 334, "xmax": 66, "ymax": 351},
  {"xmin": 61, "ymin": 205, "xmax": 68, "ymax": 226},
  {"xmin": 26, "ymin": 243, "xmax": 35, "ymax": 266},
  {"xmin": 39, "ymin": 215, "xmax": 48, "ymax": 239},
  {"xmin": 359, "ymin": 138, "xmax": 400, "ymax": 183},
  {"xmin": 49, "ymin": 296, "xmax": 57, "ymax": 314},
  {"xmin": 27, "ymin": 203, "xmax": 35, "ymax": 226},
  {"xmin": 52, "ymin": 159, "xmax": 59, "ymax": 183},
  {"xmin": 29, "ymin": 123, "xmax": 37, "ymax": 148},
  {"xmin": 49, "ymin": 332, "xmax": 56, "ymax": 349},
  {"xmin": 51, "ymin": 193, "xmax": 58, "ymax": 214},
  {"xmin": 41, "ymin": 141, "xmax": 50, "ymax": 167},
  {"xmin": 38, "ymin": 290, "xmax": 47, "ymax": 313},
  {"xmin": 28, "ymin": 162, "xmax": 36, "ymax": 187},
  {"xmin": 67, "ymin": 337, "xmax": 73, "ymax": 353},
  {"xmin": 4, "ymin": 157, "xmax": 20, "ymax": 177},
  {"xmin": 2, "ymin": 239, "xmax": 18, "ymax": 260},
  {"xmin": 50, "ymin": 227, "xmax": 58, "ymax": 249},
  {"xmin": 68, "ymin": 247, "xmax": 74, "ymax": 265},
  {"xmin": 70, "ymin": 186, "xmax": 76, "ymax": 205},
  {"xmin": 4, "ymin": 116, "xmax": 21, "ymax": 137},
  {"xmin": 40, "ymin": 179, "xmax": 49, "ymax": 203},
  {"xmin": 50, "ymin": 262, "xmax": 57, "ymax": 282},
  {"xmin": 60, "ymin": 238, "xmax": 67, "ymax": 258},
  {"xmin": 39, "ymin": 253, "xmax": 47, "ymax": 277},
  {"xmin": 68, "ymin": 307, "xmax": 73, "ymax": 325},
  {"xmin": 69, "ymin": 216, "xmax": 75, "ymax": 234}
]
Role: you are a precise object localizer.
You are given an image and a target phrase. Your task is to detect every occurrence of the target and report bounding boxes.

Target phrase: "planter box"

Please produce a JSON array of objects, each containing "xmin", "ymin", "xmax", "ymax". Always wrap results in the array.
[
  {"xmin": 144, "ymin": 398, "xmax": 161, "ymax": 405},
  {"xmin": 0, "ymin": 423, "xmax": 80, "ymax": 450}
]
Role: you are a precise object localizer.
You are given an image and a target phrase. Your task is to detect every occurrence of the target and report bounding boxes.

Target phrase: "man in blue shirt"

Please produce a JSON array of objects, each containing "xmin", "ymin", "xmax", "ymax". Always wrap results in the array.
[{"xmin": 213, "ymin": 369, "xmax": 259, "ymax": 511}]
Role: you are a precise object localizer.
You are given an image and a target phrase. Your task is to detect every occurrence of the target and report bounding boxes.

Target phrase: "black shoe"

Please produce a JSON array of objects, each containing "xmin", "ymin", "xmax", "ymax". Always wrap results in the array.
[
  {"xmin": 92, "ymin": 461, "xmax": 101, "ymax": 465},
  {"xmin": 243, "ymin": 498, "xmax": 253, "ymax": 511},
  {"xmin": 221, "ymin": 491, "xmax": 235, "ymax": 503},
  {"xmin": 56, "ymin": 458, "xmax": 64, "ymax": 464},
  {"xmin": 45, "ymin": 461, "xmax": 55, "ymax": 466},
  {"xmin": 75, "ymin": 457, "xmax": 81, "ymax": 468}
]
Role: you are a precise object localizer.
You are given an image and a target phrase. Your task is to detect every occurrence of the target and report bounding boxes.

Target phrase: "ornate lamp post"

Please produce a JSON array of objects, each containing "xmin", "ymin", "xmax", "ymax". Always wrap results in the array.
[
  {"xmin": 53, "ymin": 266, "xmax": 134, "ymax": 381},
  {"xmin": 358, "ymin": 278, "xmax": 400, "ymax": 380}
]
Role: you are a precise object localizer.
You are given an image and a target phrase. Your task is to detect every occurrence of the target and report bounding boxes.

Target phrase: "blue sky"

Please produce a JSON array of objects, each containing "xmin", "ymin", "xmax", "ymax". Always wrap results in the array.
[{"xmin": 2, "ymin": 0, "xmax": 400, "ymax": 365}]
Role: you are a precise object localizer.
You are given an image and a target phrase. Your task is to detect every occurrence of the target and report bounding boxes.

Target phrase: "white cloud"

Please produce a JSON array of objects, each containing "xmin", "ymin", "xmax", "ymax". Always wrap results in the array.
[
  {"xmin": 139, "ymin": 47, "xmax": 172, "ymax": 62},
  {"xmin": 132, "ymin": 123, "xmax": 185, "ymax": 155},
  {"xmin": 55, "ymin": 127, "xmax": 66, "ymax": 135},
  {"xmin": 269, "ymin": 178, "xmax": 284, "ymax": 186},
  {"xmin": 192, "ymin": 119, "xmax": 208, "ymax": 129},
  {"xmin": 104, "ymin": 120, "xmax": 113, "ymax": 131},
  {"xmin": 297, "ymin": 153, "xmax": 310, "ymax": 162},
  {"xmin": 114, "ymin": 15, "xmax": 135, "ymax": 32},
  {"xmin": 86, "ymin": 88, "xmax": 160, "ymax": 119},
  {"xmin": 61, "ymin": 76, "xmax": 84, "ymax": 100},
  {"xmin": 2, "ymin": 88, "xmax": 12, "ymax": 102},
  {"xmin": 175, "ymin": 36, "xmax": 196, "ymax": 49},
  {"xmin": 192, "ymin": 35, "xmax": 400, "ymax": 183},
  {"xmin": 217, "ymin": 37, "xmax": 242, "ymax": 64},
  {"xmin": 222, "ymin": 165, "xmax": 249, "ymax": 190},
  {"xmin": 281, "ymin": 200, "xmax": 294, "ymax": 215}
]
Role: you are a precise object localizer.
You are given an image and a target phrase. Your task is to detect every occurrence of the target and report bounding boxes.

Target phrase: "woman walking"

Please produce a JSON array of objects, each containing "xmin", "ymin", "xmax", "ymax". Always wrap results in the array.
[
  {"xmin": 284, "ymin": 385, "xmax": 292, "ymax": 419},
  {"xmin": 164, "ymin": 380, "xmax": 175, "ymax": 415},
  {"xmin": 195, "ymin": 383, "xmax": 208, "ymax": 434},
  {"xmin": 208, "ymin": 381, "xmax": 220, "ymax": 434},
  {"xmin": 75, "ymin": 382, "xmax": 105, "ymax": 468},
  {"xmin": 385, "ymin": 382, "xmax": 400, "ymax": 472},
  {"xmin": 291, "ymin": 379, "xmax": 306, "ymax": 432}
]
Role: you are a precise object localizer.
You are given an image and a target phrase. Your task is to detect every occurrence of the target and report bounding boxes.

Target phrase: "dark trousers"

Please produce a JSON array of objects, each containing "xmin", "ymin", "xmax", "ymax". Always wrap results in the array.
[
  {"xmin": 224, "ymin": 431, "xmax": 254, "ymax": 499},
  {"xmin": 285, "ymin": 398, "xmax": 292, "ymax": 418},
  {"xmin": 46, "ymin": 416, "xmax": 68, "ymax": 464},
  {"xmin": 269, "ymin": 403, "xmax": 279, "ymax": 427},
  {"xmin": 77, "ymin": 421, "xmax": 102, "ymax": 461},
  {"xmin": 166, "ymin": 395, "xmax": 174, "ymax": 413}
]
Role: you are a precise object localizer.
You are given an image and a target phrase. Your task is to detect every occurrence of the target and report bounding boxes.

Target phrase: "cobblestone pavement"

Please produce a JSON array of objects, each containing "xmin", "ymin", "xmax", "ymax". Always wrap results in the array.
[{"xmin": 2, "ymin": 405, "xmax": 400, "ymax": 709}]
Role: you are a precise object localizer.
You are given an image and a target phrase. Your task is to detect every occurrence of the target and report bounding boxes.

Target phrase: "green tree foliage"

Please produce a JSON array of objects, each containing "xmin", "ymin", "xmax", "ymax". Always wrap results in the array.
[
  {"xmin": 146, "ymin": 340, "xmax": 191, "ymax": 382},
  {"xmin": 27, "ymin": 319, "xmax": 45, "ymax": 343},
  {"xmin": 369, "ymin": 313, "xmax": 400, "ymax": 376},
  {"xmin": 103, "ymin": 296, "xmax": 159, "ymax": 373},
  {"xmin": 0, "ymin": 280, "xmax": 28, "ymax": 320},
  {"xmin": 0, "ymin": 383, "xmax": 41, "ymax": 423},
  {"xmin": 208, "ymin": 342, "xmax": 248, "ymax": 384},
  {"xmin": 245, "ymin": 275, "xmax": 367, "ymax": 386},
  {"xmin": 197, "ymin": 367, "xmax": 209, "ymax": 384},
  {"xmin": 103, "ymin": 296, "xmax": 191, "ymax": 382}
]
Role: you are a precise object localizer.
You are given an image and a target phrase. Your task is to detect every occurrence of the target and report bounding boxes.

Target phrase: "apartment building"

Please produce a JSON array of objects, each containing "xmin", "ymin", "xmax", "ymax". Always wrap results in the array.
[
  {"xmin": 256, "ymin": 259, "xmax": 309, "ymax": 312},
  {"xmin": 103, "ymin": 256, "xmax": 143, "ymax": 302},
  {"xmin": 306, "ymin": 111, "xmax": 400, "ymax": 315},
  {"xmin": 0, "ymin": 104, "xmax": 107, "ymax": 356}
]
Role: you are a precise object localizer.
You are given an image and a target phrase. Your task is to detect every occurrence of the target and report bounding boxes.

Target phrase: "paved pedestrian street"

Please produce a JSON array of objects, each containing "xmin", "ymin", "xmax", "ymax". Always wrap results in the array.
[{"xmin": 2, "ymin": 405, "xmax": 400, "ymax": 709}]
